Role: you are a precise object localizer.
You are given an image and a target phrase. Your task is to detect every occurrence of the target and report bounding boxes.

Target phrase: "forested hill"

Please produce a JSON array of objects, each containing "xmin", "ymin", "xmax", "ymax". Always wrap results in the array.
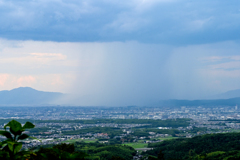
[{"xmin": 145, "ymin": 132, "xmax": 240, "ymax": 160}]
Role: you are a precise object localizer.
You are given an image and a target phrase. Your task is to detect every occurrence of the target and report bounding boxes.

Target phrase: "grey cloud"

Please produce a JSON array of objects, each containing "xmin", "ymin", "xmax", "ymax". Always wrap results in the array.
[{"xmin": 0, "ymin": 0, "xmax": 240, "ymax": 44}]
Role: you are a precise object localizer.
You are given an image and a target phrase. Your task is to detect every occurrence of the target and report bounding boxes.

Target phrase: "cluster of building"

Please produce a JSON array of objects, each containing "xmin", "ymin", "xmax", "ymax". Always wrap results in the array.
[
  {"xmin": 1, "ymin": 105, "xmax": 240, "ymax": 151},
  {"xmin": 0, "ymin": 105, "xmax": 239, "ymax": 120}
]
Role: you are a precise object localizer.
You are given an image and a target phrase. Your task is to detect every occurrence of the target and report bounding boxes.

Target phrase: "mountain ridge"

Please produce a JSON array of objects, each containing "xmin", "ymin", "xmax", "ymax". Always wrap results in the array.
[
  {"xmin": 2, "ymin": 87, "xmax": 240, "ymax": 106},
  {"xmin": 212, "ymin": 89, "xmax": 240, "ymax": 99},
  {"xmin": 0, "ymin": 87, "xmax": 63, "ymax": 106},
  {"xmin": 157, "ymin": 97, "xmax": 240, "ymax": 107}
]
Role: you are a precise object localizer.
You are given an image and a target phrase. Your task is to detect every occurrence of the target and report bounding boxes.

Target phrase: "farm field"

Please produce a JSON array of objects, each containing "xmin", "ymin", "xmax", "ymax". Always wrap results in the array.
[
  {"xmin": 229, "ymin": 129, "xmax": 240, "ymax": 132},
  {"xmin": 122, "ymin": 142, "xmax": 148, "ymax": 149},
  {"xmin": 155, "ymin": 136, "xmax": 178, "ymax": 140},
  {"xmin": 62, "ymin": 138, "xmax": 97, "ymax": 143}
]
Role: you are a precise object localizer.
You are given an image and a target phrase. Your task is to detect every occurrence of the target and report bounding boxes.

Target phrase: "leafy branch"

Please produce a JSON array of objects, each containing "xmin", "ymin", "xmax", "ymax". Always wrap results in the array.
[{"xmin": 0, "ymin": 120, "xmax": 36, "ymax": 160}]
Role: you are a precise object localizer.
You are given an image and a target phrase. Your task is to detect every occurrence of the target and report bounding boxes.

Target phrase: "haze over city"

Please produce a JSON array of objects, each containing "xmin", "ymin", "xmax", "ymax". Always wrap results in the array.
[{"xmin": 0, "ymin": 0, "xmax": 240, "ymax": 106}]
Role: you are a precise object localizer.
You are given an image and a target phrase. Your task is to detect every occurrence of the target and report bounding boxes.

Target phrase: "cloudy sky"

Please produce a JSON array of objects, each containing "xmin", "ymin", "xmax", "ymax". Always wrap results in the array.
[{"xmin": 0, "ymin": 0, "xmax": 240, "ymax": 106}]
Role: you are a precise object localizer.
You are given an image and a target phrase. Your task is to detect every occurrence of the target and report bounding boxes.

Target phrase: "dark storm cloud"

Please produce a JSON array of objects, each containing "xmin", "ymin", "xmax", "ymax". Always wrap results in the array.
[{"xmin": 0, "ymin": 0, "xmax": 240, "ymax": 44}]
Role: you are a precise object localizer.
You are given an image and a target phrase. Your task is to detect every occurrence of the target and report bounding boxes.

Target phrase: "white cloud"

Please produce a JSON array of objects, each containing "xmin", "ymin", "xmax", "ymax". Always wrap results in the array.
[
  {"xmin": 17, "ymin": 76, "xmax": 36, "ymax": 86},
  {"xmin": 29, "ymin": 53, "xmax": 67, "ymax": 63},
  {"xmin": 200, "ymin": 55, "xmax": 240, "ymax": 71},
  {"xmin": 0, "ymin": 39, "xmax": 79, "ymax": 92},
  {"xmin": 201, "ymin": 56, "xmax": 240, "ymax": 63},
  {"xmin": 203, "ymin": 69, "xmax": 240, "ymax": 78},
  {"xmin": 209, "ymin": 61, "xmax": 240, "ymax": 70},
  {"xmin": 0, "ymin": 73, "xmax": 75, "ymax": 93},
  {"xmin": 0, "ymin": 40, "xmax": 79, "ymax": 74},
  {"xmin": 200, "ymin": 56, "xmax": 225, "ymax": 62},
  {"xmin": 0, "ymin": 74, "xmax": 9, "ymax": 86}
]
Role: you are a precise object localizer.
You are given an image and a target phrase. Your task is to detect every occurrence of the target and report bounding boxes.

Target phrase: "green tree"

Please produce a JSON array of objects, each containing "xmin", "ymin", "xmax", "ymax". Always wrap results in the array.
[
  {"xmin": 157, "ymin": 150, "xmax": 164, "ymax": 160},
  {"xmin": 36, "ymin": 143, "xmax": 88, "ymax": 160},
  {"xmin": 148, "ymin": 155, "xmax": 158, "ymax": 160},
  {"xmin": 111, "ymin": 156, "xmax": 125, "ymax": 160},
  {"xmin": 0, "ymin": 120, "xmax": 35, "ymax": 160},
  {"xmin": 148, "ymin": 150, "xmax": 165, "ymax": 160}
]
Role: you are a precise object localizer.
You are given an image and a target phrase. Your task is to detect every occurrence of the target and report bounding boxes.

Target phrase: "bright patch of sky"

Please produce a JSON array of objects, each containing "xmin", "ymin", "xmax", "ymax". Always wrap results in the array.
[{"xmin": 0, "ymin": 0, "xmax": 240, "ymax": 105}]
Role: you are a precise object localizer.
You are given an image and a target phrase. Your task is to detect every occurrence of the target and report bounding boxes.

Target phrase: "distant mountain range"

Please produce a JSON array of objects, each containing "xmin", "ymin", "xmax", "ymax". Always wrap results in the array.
[
  {"xmin": 158, "ymin": 97, "xmax": 240, "ymax": 107},
  {"xmin": 157, "ymin": 89, "xmax": 240, "ymax": 107},
  {"xmin": 1, "ymin": 87, "xmax": 240, "ymax": 106},
  {"xmin": 212, "ymin": 89, "xmax": 240, "ymax": 99},
  {"xmin": 0, "ymin": 87, "xmax": 63, "ymax": 106}
]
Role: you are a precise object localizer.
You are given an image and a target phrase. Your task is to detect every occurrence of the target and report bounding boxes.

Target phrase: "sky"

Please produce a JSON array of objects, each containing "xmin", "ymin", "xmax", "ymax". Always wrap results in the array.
[{"xmin": 0, "ymin": 0, "xmax": 240, "ymax": 106}]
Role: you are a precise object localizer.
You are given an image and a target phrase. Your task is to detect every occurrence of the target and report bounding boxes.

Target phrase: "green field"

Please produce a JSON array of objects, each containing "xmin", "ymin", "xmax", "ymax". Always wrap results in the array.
[
  {"xmin": 122, "ymin": 136, "xmax": 178, "ymax": 149},
  {"xmin": 229, "ymin": 129, "xmax": 240, "ymax": 132},
  {"xmin": 62, "ymin": 138, "xmax": 97, "ymax": 143},
  {"xmin": 156, "ymin": 136, "xmax": 178, "ymax": 140},
  {"xmin": 122, "ymin": 142, "xmax": 147, "ymax": 149}
]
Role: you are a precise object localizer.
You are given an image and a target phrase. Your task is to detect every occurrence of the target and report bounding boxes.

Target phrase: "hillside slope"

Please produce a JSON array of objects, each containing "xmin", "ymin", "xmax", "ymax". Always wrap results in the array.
[{"xmin": 145, "ymin": 132, "xmax": 240, "ymax": 160}]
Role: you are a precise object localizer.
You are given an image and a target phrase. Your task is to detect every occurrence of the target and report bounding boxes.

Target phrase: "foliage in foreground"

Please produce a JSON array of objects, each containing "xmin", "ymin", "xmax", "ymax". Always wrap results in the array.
[
  {"xmin": 0, "ymin": 120, "xmax": 89, "ymax": 160},
  {"xmin": 0, "ymin": 120, "xmax": 35, "ymax": 160}
]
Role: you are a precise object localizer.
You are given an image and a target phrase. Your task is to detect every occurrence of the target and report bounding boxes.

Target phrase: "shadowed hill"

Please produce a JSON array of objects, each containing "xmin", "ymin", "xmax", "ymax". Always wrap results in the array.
[{"xmin": 145, "ymin": 132, "xmax": 240, "ymax": 160}]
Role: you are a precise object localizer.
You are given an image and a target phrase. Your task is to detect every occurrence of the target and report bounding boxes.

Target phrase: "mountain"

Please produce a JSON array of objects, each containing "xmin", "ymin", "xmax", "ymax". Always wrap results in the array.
[
  {"xmin": 212, "ymin": 89, "xmax": 240, "ymax": 99},
  {"xmin": 0, "ymin": 87, "xmax": 64, "ymax": 106},
  {"xmin": 155, "ymin": 89, "xmax": 240, "ymax": 107},
  {"xmin": 157, "ymin": 97, "xmax": 240, "ymax": 107}
]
